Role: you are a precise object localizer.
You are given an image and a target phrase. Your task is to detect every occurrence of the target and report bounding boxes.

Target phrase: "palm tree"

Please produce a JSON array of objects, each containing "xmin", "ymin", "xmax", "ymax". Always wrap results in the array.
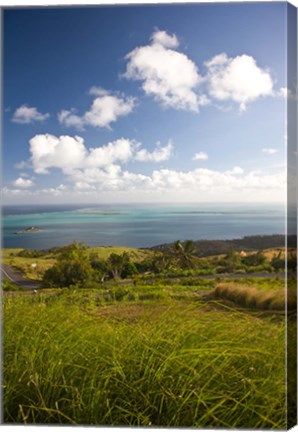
[{"xmin": 172, "ymin": 240, "xmax": 197, "ymax": 269}]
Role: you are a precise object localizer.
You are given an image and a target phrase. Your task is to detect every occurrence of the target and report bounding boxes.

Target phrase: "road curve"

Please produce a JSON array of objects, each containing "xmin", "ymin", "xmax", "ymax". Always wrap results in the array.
[{"xmin": 1, "ymin": 264, "xmax": 41, "ymax": 290}]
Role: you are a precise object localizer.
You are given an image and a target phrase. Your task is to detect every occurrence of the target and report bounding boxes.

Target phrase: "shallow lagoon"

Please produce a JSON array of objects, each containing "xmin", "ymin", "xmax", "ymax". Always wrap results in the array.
[{"xmin": 2, "ymin": 203, "xmax": 285, "ymax": 249}]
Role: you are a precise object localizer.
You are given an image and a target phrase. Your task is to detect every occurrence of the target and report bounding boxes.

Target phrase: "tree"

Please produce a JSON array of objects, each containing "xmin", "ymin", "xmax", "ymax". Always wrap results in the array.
[
  {"xmin": 224, "ymin": 248, "xmax": 241, "ymax": 272},
  {"xmin": 42, "ymin": 242, "xmax": 93, "ymax": 288},
  {"xmin": 150, "ymin": 253, "xmax": 171, "ymax": 274},
  {"xmin": 107, "ymin": 252, "xmax": 130, "ymax": 279},
  {"xmin": 242, "ymin": 250, "xmax": 266, "ymax": 267},
  {"xmin": 271, "ymin": 250, "xmax": 285, "ymax": 272},
  {"xmin": 172, "ymin": 240, "xmax": 197, "ymax": 269}
]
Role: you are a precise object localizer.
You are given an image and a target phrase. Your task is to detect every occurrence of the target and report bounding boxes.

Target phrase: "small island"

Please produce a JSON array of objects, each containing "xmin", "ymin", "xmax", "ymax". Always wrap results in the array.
[{"xmin": 14, "ymin": 226, "xmax": 42, "ymax": 235}]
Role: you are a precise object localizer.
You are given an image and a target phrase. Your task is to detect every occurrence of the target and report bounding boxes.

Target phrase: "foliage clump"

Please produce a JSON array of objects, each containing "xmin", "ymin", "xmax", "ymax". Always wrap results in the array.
[{"xmin": 42, "ymin": 242, "xmax": 93, "ymax": 288}]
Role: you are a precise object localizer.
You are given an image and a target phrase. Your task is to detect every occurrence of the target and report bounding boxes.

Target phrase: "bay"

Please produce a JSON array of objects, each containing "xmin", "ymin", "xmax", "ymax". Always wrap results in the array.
[{"xmin": 2, "ymin": 203, "xmax": 285, "ymax": 249}]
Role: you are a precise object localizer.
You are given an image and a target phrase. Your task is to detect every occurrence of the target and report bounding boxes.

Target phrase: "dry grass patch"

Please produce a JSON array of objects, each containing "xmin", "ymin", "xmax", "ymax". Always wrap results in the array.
[{"xmin": 213, "ymin": 282, "xmax": 292, "ymax": 311}]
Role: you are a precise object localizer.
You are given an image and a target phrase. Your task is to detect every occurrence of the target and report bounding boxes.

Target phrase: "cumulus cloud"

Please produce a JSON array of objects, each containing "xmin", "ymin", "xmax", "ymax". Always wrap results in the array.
[
  {"xmin": 12, "ymin": 105, "xmax": 50, "ymax": 124},
  {"xmin": 4, "ymin": 164, "xmax": 285, "ymax": 203},
  {"xmin": 150, "ymin": 30, "xmax": 179, "ymax": 48},
  {"xmin": 13, "ymin": 177, "xmax": 34, "ymax": 188},
  {"xmin": 15, "ymin": 132, "xmax": 285, "ymax": 203},
  {"xmin": 84, "ymin": 94, "xmax": 135, "ymax": 128},
  {"xmin": 193, "ymin": 151, "xmax": 208, "ymax": 161},
  {"xmin": 262, "ymin": 148, "xmax": 278, "ymax": 155},
  {"xmin": 205, "ymin": 53, "xmax": 274, "ymax": 111},
  {"xmin": 58, "ymin": 89, "xmax": 135, "ymax": 130},
  {"xmin": 86, "ymin": 139, "xmax": 138, "ymax": 167},
  {"xmin": 151, "ymin": 167, "xmax": 284, "ymax": 193},
  {"xmin": 70, "ymin": 164, "xmax": 284, "ymax": 197},
  {"xmin": 29, "ymin": 134, "xmax": 88, "ymax": 174},
  {"xmin": 27, "ymin": 134, "xmax": 171, "ymax": 176},
  {"xmin": 135, "ymin": 141, "xmax": 173, "ymax": 162},
  {"xmin": 124, "ymin": 29, "xmax": 202, "ymax": 112}
]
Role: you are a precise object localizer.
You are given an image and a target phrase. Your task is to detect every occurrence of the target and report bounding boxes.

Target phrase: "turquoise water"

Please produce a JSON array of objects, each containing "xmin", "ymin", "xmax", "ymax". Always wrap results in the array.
[{"xmin": 2, "ymin": 203, "xmax": 285, "ymax": 249}]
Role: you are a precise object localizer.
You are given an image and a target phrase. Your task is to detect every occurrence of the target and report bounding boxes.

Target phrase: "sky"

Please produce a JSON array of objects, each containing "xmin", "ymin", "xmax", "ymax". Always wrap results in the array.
[{"xmin": 2, "ymin": 2, "xmax": 291, "ymax": 205}]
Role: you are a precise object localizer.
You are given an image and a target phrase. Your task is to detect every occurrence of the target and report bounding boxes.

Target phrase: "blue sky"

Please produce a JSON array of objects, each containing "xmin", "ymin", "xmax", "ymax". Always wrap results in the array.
[{"xmin": 2, "ymin": 2, "xmax": 289, "ymax": 204}]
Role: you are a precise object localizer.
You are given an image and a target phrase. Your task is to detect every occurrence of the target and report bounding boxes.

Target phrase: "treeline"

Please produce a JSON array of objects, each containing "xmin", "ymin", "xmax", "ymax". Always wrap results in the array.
[
  {"xmin": 27, "ymin": 239, "xmax": 296, "ymax": 289},
  {"xmin": 151, "ymin": 235, "xmax": 297, "ymax": 257}
]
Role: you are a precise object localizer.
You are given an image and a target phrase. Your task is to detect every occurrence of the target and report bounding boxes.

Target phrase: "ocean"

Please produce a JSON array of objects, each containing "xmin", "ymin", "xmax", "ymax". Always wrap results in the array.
[{"xmin": 2, "ymin": 203, "xmax": 286, "ymax": 250}]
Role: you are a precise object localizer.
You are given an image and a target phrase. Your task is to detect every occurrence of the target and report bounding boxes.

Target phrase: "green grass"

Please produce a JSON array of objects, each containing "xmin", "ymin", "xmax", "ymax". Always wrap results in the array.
[{"xmin": 3, "ymin": 289, "xmax": 286, "ymax": 428}]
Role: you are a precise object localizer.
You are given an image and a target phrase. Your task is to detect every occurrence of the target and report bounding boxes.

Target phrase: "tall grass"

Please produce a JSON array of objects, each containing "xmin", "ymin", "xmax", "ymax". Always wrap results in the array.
[
  {"xmin": 213, "ymin": 282, "xmax": 295, "ymax": 311},
  {"xmin": 3, "ymin": 291, "xmax": 286, "ymax": 428}
]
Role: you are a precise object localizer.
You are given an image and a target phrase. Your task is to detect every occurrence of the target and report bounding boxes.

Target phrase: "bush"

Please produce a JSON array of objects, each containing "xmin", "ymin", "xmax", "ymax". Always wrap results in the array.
[
  {"xmin": 16, "ymin": 249, "xmax": 46, "ymax": 258},
  {"xmin": 2, "ymin": 280, "xmax": 23, "ymax": 292},
  {"xmin": 42, "ymin": 242, "xmax": 93, "ymax": 288}
]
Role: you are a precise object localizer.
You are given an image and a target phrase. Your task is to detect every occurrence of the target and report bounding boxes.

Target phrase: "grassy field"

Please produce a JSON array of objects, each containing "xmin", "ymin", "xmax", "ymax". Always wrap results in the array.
[
  {"xmin": 3, "ymin": 284, "xmax": 287, "ymax": 428},
  {"xmin": 2, "ymin": 242, "xmax": 292, "ymax": 427}
]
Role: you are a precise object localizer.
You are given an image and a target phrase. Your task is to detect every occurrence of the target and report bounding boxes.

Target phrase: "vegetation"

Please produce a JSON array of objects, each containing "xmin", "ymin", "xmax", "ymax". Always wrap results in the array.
[
  {"xmin": 3, "ymin": 238, "xmax": 296, "ymax": 287},
  {"xmin": 2, "ymin": 280, "xmax": 24, "ymax": 292},
  {"xmin": 3, "ymin": 291, "xmax": 286, "ymax": 427},
  {"xmin": 2, "ymin": 238, "xmax": 295, "ymax": 427},
  {"xmin": 152, "ymin": 234, "xmax": 297, "ymax": 256},
  {"xmin": 42, "ymin": 242, "xmax": 93, "ymax": 288},
  {"xmin": 212, "ymin": 282, "xmax": 296, "ymax": 311}
]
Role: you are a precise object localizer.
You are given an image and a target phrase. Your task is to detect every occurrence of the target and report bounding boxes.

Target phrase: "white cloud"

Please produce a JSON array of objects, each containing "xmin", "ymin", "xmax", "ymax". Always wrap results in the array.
[
  {"xmin": 28, "ymin": 134, "xmax": 171, "ymax": 175},
  {"xmin": 16, "ymin": 132, "xmax": 285, "ymax": 203},
  {"xmin": 262, "ymin": 148, "xmax": 278, "ymax": 155},
  {"xmin": 151, "ymin": 167, "xmax": 284, "ymax": 193},
  {"xmin": 89, "ymin": 86, "xmax": 110, "ymax": 96},
  {"xmin": 58, "ymin": 110, "xmax": 85, "ymax": 130},
  {"xmin": 12, "ymin": 105, "xmax": 50, "ymax": 124},
  {"xmin": 226, "ymin": 166, "xmax": 244, "ymax": 175},
  {"xmin": 278, "ymin": 87, "xmax": 296, "ymax": 100},
  {"xmin": 124, "ymin": 29, "xmax": 202, "ymax": 112},
  {"xmin": 2, "ymin": 187, "xmax": 30, "ymax": 196},
  {"xmin": 193, "ymin": 151, "xmax": 208, "ymax": 161},
  {"xmin": 86, "ymin": 138, "xmax": 138, "ymax": 167},
  {"xmin": 38, "ymin": 184, "xmax": 66, "ymax": 196},
  {"xmin": 3, "ymin": 165, "xmax": 285, "ymax": 204},
  {"xmin": 13, "ymin": 177, "xmax": 34, "ymax": 188},
  {"xmin": 84, "ymin": 94, "xmax": 135, "ymax": 128},
  {"xmin": 135, "ymin": 141, "xmax": 173, "ymax": 162},
  {"xmin": 29, "ymin": 134, "xmax": 87, "ymax": 174},
  {"xmin": 58, "ymin": 90, "xmax": 135, "ymax": 130},
  {"xmin": 205, "ymin": 53, "xmax": 274, "ymax": 111},
  {"xmin": 151, "ymin": 30, "xmax": 179, "ymax": 48}
]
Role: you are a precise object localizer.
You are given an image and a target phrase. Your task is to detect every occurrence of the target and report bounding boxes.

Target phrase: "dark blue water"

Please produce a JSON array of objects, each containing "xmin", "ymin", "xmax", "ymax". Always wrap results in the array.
[{"xmin": 2, "ymin": 203, "xmax": 285, "ymax": 249}]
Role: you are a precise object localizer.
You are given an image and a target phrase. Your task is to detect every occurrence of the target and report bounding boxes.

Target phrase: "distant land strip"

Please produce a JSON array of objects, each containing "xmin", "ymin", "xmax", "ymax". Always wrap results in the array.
[{"xmin": 150, "ymin": 234, "xmax": 297, "ymax": 257}]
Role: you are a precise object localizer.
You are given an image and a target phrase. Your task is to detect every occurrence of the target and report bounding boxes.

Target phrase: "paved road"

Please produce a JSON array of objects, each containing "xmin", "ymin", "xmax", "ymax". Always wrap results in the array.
[{"xmin": 1, "ymin": 264, "xmax": 41, "ymax": 290}]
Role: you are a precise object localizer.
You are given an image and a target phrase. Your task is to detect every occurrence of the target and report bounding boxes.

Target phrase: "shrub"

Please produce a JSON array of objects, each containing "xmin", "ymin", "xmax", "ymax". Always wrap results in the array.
[
  {"xmin": 16, "ymin": 249, "xmax": 46, "ymax": 258},
  {"xmin": 42, "ymin": 242, "xmax": 93, "ymax": 288},
  {"xmin": 2, "ymin": 280, "xmax": 23, "ymax": 292}
]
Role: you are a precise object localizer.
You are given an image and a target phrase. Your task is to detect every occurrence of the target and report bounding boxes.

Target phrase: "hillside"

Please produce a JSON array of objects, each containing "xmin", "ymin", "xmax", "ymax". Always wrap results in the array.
[{"xmin": 150, "ymin": 234, "xmax": 297, "ymax": 257}]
